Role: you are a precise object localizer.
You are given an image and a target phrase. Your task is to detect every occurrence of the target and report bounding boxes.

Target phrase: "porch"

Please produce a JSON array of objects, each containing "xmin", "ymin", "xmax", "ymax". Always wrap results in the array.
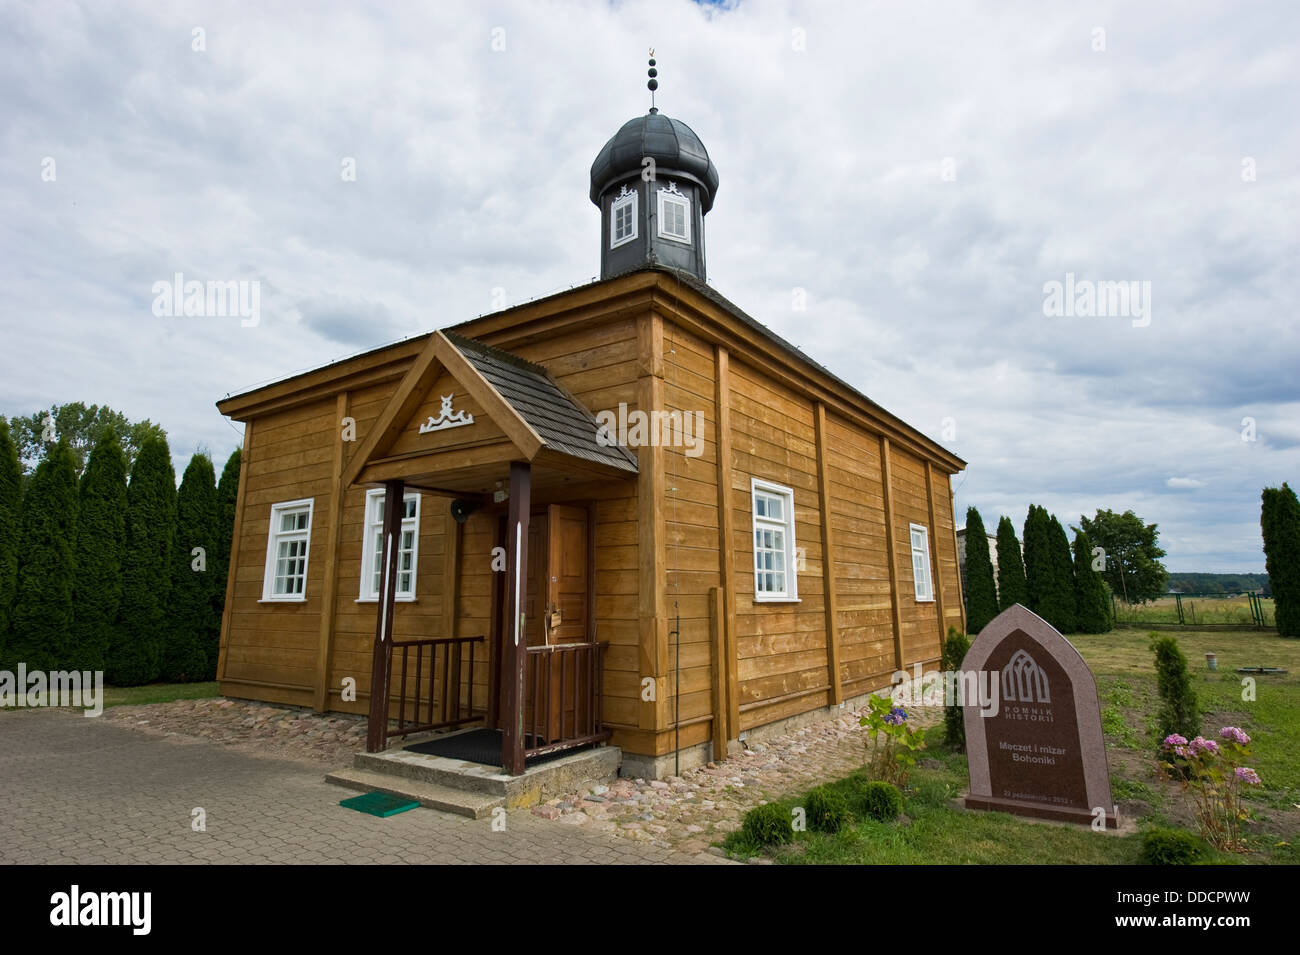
[{"xmin": 346, "ymin": 331, "xmax": 638, "ymax": 776}]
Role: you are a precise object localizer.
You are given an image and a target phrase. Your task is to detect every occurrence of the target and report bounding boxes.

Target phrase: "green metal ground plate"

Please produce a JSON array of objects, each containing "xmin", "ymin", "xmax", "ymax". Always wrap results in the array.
[{"xmin": 339, "ymin": 791, "xmax": 420, "ymax": 817}]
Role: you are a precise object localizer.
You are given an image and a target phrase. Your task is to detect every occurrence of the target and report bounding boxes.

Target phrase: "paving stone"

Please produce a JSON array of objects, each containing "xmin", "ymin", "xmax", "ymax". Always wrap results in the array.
[{"xmin": 0, "ymin": 709, "xmax": 733, "ymax": 866}]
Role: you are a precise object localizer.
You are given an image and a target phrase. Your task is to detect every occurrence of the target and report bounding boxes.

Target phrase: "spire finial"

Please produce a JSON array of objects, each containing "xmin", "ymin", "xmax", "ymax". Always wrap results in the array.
[{"xmin": 647, "ymin": 49, "xmax": 658, "ymax": 114}]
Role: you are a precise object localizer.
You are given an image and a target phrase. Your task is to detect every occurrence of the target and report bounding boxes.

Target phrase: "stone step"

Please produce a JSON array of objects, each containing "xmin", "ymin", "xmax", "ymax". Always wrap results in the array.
[
  {"xmin": 352, "ymin": 743, "xmax": 622, "ymax": 809},
  {"xmin": 353, "ymin": 749, "xmax": 512, "ymax": 795},
  {"xmin": 325, "ymin": 767, "xmax": 504, "ymax": 819}
]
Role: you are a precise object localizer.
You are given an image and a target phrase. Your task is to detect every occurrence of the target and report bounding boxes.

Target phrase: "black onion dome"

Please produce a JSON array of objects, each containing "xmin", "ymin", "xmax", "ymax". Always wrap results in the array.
[{"xmin": 589, "ymin": 112, "xmax": 720, "ymax": 212}]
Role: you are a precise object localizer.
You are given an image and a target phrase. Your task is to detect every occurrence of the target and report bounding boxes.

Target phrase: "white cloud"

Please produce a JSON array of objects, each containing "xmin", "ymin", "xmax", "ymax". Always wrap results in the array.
[{"xmin": 0, "ymin": 0, "xmax": 1296, "ymax": 571}]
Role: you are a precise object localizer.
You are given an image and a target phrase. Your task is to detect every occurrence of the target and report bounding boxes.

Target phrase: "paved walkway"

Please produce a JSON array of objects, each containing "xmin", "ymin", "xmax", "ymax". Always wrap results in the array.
[{"xmin": 0, "ymin": 709, "xmax": 729, "ymax": 865}]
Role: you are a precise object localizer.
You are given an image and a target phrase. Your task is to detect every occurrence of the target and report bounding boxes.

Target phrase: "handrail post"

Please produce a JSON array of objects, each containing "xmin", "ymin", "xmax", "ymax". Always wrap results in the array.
[
  {"xmin": 366, "ymin": 479, "xmax": 405, "ymax": 753},
  {"xmin": 501, "ymin": 462, "xmax": 531, "ymax": 775}
]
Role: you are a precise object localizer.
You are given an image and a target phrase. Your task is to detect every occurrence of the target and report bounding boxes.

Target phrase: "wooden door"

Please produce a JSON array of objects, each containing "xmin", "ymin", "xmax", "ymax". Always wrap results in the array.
[
  {"xmin": 546, "ymin": 505, "xmax": 589, "ymax": 740},
  {"xmin": 515, "ymin": 505, "xmax": 590, "ymax": 745},
  {"xmin": 546, "ymin": 504, "xmax": 589, "ymax": 645}
]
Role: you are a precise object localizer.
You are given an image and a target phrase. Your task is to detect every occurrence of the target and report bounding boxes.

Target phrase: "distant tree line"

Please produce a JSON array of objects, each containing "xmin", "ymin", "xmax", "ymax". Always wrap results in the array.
[
  {"xmin": 0, "ymin": 405, "xmax": 242, "ymax": 684},
  {"xmin": 1164, "ymin": 572, "xmax": 1271, "ymax": 595}
]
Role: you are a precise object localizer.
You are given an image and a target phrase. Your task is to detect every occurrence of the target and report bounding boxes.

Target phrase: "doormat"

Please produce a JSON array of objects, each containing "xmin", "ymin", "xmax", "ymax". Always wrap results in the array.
[
  {"xmin": 339, "ymin": 792, "xmax": 420, "ymax": 817},
  {"xmin": 403, "ymin": 728, "xmax": 585, "ymax": 768}
]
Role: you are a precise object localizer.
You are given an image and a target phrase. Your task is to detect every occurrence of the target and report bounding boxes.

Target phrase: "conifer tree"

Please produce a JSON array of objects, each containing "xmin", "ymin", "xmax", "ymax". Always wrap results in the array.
[
  {"xmin": 0, "ymin": 418, "xmax": 21, "ymax": 644},
  {"xmin": 1261, "ymin": 483, "xmax": 1300, "ymax": 638},
  {"xmin": 163, "ymin": 453, "xmax": 217, "ymax": 681},
  {"xmin": 70, "ymin": 432, "xmax": 128, "ymax": 671},
  {"xmin": 963, "ymin": 507, "xmax": 998, "ymax": 633},
  {"xmin": 208, "ymin": 448, "xmax": 241, "ymax": 676},
  {"xmin": 8, "ymin": 441, "xmax": 79, "ymax": 671},
  {"xmin": 107, "ymin": 436, "xmax": 175, "ymax": 685},
  {"xmin": 995, "ymin": 515, "xmax": 1027, "ymax": 611},
  {"xmin": 1072, "ymin": 528, "xmax": 1112, "ymax": 633},
  {"xmin": 1045, "ymin": 515, "xmax": 1078, "ymax": 633},
  {"xmin": 1022, "ymin": 505, "xmax": 1052, "ymax": 620}
]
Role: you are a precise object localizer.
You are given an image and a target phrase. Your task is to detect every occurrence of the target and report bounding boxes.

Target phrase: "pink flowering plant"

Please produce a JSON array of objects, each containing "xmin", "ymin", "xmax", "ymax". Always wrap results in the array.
[
  {"xmin": 1160, "ymin": 726, "xmax": 1262, "ymax": 851},
  {"xmin": 860, "ymin": 692, "xmax": 926, "ymax": 786}
]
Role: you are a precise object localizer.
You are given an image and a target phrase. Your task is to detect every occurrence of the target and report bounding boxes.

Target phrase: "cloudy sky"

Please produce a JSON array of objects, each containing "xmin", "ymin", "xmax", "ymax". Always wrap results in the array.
[{"xmin": 2, "ymin": 1, "xmax": 1296, "ymax": 571}]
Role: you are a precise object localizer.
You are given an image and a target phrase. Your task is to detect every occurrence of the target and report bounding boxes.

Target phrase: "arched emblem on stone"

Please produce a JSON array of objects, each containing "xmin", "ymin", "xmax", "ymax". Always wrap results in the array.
[
  {"xmin": 1002, "ymin": 649, "xmax": 1051, "ymax": 704},
  {"xmin": 419, "ymin": 394, "xmax": 475, "ymax": 434}
]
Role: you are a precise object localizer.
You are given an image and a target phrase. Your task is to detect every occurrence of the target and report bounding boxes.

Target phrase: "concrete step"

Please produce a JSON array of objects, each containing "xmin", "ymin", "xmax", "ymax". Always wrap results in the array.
[
  {"xmin": 353, "ymin": 749, "xmax": 512, "ymax": 795},
  {"xmin": 325, "ymin": 767, "xmax": 505, "ymax": 819},
  {"xmin": 352, "ymin": 742, "xmax": 622, "ymax": 809}
]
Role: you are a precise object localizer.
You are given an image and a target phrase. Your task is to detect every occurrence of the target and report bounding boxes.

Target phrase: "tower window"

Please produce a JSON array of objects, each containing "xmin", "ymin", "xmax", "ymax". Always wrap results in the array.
[
  {"xmin": 610, "ymin": 186, "xmax": 638, "ymax": 248},
  {"xmin": 657, "ymin": 183, "xmax": 691, "ymax": 244}
]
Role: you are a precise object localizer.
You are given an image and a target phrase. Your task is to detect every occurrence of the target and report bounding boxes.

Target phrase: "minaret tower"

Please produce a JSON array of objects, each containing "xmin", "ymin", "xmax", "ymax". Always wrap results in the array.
[{"xmin": 589, "ymin": 53, "xmax": 720, "ymax": 283}]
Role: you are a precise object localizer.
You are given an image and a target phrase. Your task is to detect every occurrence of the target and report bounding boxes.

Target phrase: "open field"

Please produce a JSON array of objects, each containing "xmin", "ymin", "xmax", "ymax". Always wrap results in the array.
[{"xmin": 1113, "ymin": 594, "xmax": 1273, "ymax": 627}]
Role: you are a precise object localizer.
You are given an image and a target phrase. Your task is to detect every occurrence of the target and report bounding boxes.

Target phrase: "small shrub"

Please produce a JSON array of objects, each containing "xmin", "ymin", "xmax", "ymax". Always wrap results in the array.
[
  {"xmin": 1150, "ymin": 634, "xmax": 1199, "ymax": 744},
  {"xmin": 940, "ymin": 627, "xmax": 971, "ymax": 748},
  {"xmin": 741, "ymin": 802, "xmax": 794, "ymax": 847},
  {"xmin": 854, "ymin": 780, "xmax": 904, "ymax": 822},
  {"xmin": 806, "ymin": 786, "xmax": 853, "ymax": 833},
  {"xmin": 1140, "ymin": 827, "xmax": 1208, "ymax": 865}
]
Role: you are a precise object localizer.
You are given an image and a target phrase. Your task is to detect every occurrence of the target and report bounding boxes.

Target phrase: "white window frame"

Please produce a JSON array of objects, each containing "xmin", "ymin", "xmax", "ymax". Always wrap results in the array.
[
  {"xmin": 261, "ymin": 499, "xmax": 315, "ymax": 602},
  {"xmin": 909, "ymin": 522, "xmax": 935, "ymax": 602},
  {"xmin": 610, "ymin": 186, "xmax": 638, "ymax": 249},
  {"xmin": 358, "ymin": 489, "xmax": 421, "ymax": 602},
  {"xmin": 657, "ymin": 183, "xmax": 691, "ymax": 244},
  {"xmin": 751, "ymin": 478, "xmax": 799, "ymax": 602}
]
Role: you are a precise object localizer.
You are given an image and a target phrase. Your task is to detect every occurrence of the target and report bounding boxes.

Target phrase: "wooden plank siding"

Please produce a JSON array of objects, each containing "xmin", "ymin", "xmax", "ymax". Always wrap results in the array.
[
  {"xmin": 724, "ymin": 357, "xmax": 832, "ymax": 732},
  {"xmin": 826, "ymin": 416, "xmax": 897, "ymax": 695},
  {"xmin": 659, "ymin": 320, "xmax": 721, "ymax": 755},
  {"xmin": 888, "ymin": 445, "xmax": 944, "ymax": 668}
]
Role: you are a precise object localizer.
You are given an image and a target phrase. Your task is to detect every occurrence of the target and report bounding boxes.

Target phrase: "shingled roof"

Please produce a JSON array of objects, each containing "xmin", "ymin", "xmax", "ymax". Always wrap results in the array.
[{"xmin": 444, "ymin": 331, "xmax": 638, "ymax": 474}]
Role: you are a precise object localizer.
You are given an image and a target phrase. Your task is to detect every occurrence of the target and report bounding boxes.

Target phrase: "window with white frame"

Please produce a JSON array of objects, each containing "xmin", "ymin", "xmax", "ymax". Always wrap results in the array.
[
  {"xmin": 262, "ymin": 499, "xmax": 314, "ymax": 600},
  {"xmin": 751, "ymin": 478, "xmax": 798, "ymax": 601},
  {"xmin": 657, "ymin": 183, "xmax": 691, "ymax": 243},
  {"xmin": 909, "ymin": 522, "xmax": 934, "ymax": 602},
  {"xmin": 359, "ymin": 489, "xmax": 421, "ymax": 601},
  {"xmin": 610, "ymin": 186, "xmax": 638, "ymax": 248}
]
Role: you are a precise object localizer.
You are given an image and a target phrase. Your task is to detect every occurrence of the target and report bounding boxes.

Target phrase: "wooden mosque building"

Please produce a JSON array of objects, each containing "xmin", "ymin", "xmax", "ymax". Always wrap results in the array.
[{"xmin": 215, "ymin": 89, "xmax": 967, "ymax": 778}]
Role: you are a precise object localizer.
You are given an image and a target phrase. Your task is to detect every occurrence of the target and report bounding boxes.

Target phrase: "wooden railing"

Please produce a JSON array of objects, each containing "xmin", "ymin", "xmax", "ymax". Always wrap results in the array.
[
  {"xmin": 524, "ymin": 641, "xmax": 610, "ymax": 759},
  {"xmin": 386, "ymin": 635, "xmax": 485, "ymax": 740}
]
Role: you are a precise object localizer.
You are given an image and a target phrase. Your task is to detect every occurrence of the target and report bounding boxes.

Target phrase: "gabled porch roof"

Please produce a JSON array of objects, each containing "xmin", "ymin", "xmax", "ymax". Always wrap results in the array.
[{"xmin": 342, "ymin": 330, "xmax": 637, "ymax": 495}]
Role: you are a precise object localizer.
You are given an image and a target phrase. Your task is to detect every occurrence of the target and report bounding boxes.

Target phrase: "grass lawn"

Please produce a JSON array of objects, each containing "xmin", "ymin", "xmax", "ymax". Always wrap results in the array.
[
  {"xmin": 1, "ymin": 680, "xmax": 219, "ymax": 712},
  {"xmin": 727, "ymin": 628, "xmax": 1300, "ymax": 865},
  {"xmin": 101, "ymin": 681, "xmax": 220, "ymax": 708}
]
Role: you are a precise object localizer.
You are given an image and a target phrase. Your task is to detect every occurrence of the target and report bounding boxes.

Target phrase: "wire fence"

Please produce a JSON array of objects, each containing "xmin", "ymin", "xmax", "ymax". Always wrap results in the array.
[{"xmin": 1111, "ymin": 592, "xmax": 1273, "ymax": 630}]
